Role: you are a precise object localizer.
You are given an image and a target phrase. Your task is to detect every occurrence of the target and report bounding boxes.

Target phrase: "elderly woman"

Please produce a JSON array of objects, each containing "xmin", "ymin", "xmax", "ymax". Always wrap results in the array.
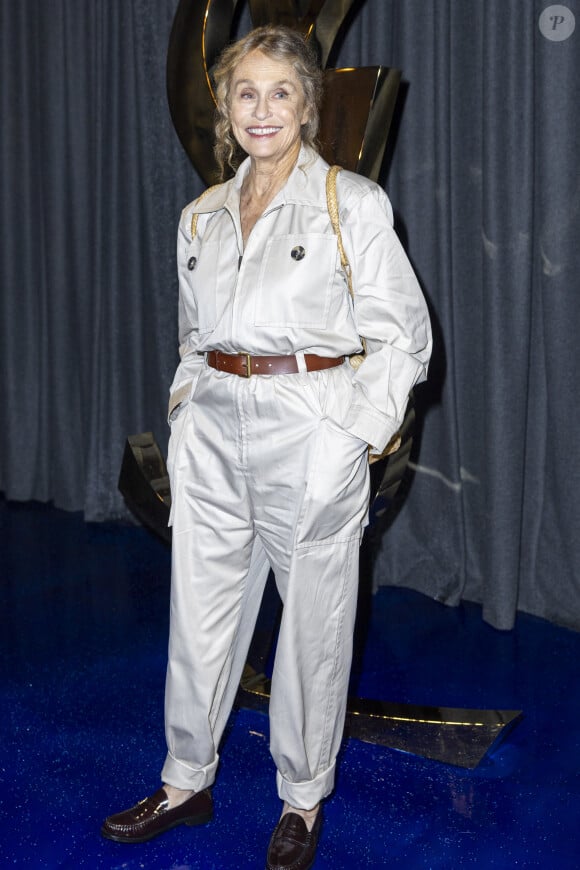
[{"xmin": 102, "ymin": 24, "xmax": 431, "ymax": 870}]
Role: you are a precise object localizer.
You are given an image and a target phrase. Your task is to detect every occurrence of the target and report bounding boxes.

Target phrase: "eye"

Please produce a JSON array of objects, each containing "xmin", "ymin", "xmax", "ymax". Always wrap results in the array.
[
  {"xmin": 273, "ymin": 89, "xmax": 288, "ymax": 99},
  {"xmin": 239, "ymin": 89, "xmax": 255, "ymax": 100}
]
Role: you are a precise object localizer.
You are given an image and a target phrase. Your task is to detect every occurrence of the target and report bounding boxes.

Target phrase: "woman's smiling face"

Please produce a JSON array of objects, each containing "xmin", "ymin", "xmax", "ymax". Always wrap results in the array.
[{"xmin": 229, "ymin": 49, "xmax": 309, "ymax": 167}]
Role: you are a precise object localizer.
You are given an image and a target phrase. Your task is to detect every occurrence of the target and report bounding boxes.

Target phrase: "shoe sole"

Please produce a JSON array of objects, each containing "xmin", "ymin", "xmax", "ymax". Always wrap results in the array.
[
  {"xmin": 101, "ymin": 810, "xmax": 213, "ymax": 843},
  {"xmin": 265, "ymin": 860, "xmax": 316, "ymax": 870}
]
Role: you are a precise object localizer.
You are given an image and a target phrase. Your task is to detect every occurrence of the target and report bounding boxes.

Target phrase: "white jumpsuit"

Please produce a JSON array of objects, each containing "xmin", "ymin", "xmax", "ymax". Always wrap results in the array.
[{"xmin": 161, "ymin": 146, "xmax": 432, "ymax": 809}]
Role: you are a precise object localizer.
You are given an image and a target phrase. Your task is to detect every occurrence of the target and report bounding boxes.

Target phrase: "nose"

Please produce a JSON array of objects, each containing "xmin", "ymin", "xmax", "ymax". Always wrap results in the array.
[{"xmin": 253, "ymin": 93, "xmax": 272, "ymax": 120}]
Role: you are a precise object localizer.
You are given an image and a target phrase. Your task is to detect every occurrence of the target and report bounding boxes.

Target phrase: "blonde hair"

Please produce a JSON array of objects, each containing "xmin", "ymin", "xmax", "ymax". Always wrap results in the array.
[{"xmin": 213, "ymin": 25, "xmax": 323, "ymax": 179}]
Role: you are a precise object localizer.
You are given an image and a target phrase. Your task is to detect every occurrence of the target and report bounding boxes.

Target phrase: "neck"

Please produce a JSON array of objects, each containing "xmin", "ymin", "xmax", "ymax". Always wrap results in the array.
[{"xmin": 244, "ymin": 142, "xmax": 302, "ymax": 202}]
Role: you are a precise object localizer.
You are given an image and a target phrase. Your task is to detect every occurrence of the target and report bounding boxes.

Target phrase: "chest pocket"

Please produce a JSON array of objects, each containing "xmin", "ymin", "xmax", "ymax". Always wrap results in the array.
[
  {"xmin": 187, "ymin": 239, "xmax": 223, "ymax": 333},
  {"xmin": 254, "ymin": 233, "xmax": 337, "ymax": 329}
]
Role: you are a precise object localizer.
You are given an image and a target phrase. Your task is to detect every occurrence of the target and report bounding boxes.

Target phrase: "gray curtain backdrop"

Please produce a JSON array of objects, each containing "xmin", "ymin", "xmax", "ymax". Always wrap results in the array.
[{"xmin": 1, "ymin": 1, "xmax": 579, "ymax": 631}]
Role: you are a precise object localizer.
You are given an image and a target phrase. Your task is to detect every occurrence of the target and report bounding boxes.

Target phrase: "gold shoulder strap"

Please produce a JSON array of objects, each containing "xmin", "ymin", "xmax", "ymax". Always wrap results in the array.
[
  {"xmin": 190, "ymin": 184, "xmax": 221, "ymax": 240},
  {"xmin": 326, "ymin": 165, "xmax": 367, "ymax": 369},
  {"xmin": 326, "ymin": 165, "xmax": 354, "ymax": 302}
]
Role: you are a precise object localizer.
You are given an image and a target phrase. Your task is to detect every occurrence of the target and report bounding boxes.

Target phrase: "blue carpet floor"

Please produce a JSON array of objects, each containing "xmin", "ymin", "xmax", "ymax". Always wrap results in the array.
[{"xmin": 1, "ymin": 495, "xmax": 579, "ymax": 868}]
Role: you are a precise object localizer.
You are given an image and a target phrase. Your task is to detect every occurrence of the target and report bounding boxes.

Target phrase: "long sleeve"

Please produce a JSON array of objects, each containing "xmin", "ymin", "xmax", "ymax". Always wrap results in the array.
[
  {"xmin": 339, "ymin": 180, "xmax": 432, "ymax": 453},
  {"xmin": 167, "ymin": 207, "xmax": 205, "ymax": 419}
]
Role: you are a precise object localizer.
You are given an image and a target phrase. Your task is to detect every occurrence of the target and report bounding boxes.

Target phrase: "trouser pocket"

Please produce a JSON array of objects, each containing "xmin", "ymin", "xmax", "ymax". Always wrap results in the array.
[{"xmin": 295, "ymin": 416, "xmax": 369, "ymax": 546}]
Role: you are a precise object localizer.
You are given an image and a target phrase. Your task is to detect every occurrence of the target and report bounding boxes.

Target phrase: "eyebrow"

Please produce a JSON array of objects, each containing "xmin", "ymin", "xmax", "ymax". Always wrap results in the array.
[{"xmin": 233, "ymin": 78, "xmax": 297, "ymax": 90}]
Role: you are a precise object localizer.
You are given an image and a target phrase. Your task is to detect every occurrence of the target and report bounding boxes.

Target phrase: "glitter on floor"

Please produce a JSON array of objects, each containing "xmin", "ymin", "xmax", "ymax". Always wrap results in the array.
[{"xmin": 1, "ymin": 495, "xmax": 579, "ymax": 868}]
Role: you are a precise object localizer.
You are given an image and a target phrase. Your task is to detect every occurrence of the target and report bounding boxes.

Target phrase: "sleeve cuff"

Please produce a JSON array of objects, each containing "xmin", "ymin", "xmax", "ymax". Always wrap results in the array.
[
  {"xmin": 341, "ymin": 403, "xmax": 401, "ymax": 454},
  {"xmin": 168, "ymin": 381, "xmax": 192, "ymax": 422}
]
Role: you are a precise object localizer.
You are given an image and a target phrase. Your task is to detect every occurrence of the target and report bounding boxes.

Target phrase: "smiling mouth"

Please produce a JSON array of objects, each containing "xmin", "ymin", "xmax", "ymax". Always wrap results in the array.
[{"xmin": 246, "ymin": 126, "xmax": 281, "ymax": 136}]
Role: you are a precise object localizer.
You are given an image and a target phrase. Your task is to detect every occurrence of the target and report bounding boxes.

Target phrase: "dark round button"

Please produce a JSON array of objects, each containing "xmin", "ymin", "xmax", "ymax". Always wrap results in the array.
[
  {"xmin": 187, "ymin": 256, "xmax": 197, "ymax": 271},
  {"xmin": 291, "ymin": 246, "xmax": 305, "ymax": 261}
]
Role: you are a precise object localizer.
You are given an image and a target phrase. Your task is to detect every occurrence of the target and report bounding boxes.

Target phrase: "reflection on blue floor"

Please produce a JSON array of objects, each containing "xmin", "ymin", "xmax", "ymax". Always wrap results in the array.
[{"xmin": 1, "ymin": 495, "xmax": 580, "ymax": 867}]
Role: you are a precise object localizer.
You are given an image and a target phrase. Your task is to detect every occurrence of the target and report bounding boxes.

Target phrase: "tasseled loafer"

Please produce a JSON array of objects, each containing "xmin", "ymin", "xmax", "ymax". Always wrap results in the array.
[
  {"xmin": 101, "ymin": 787, "xmax": 213, "ymax": 843},
  {"xmin": 266, "ymin": 809, "xmax": 323, "ymax": 870}
]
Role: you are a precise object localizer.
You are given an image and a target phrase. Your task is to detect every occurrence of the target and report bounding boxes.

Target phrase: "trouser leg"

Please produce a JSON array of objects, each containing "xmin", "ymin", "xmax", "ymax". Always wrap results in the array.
[
  {"xmin": 244, "ymin": 366, "xmax": 370, "ymax": 808},
  {"xmin": 270, "ymin": 533, "xmax": 363, "ymax": 809},
  {"xmin": 161, "ymin": 373, "xmax": 270, "ymax": 792},
  {"xmin": 162, "ymin": 534, "xmax": 270, "ymax": 791}
]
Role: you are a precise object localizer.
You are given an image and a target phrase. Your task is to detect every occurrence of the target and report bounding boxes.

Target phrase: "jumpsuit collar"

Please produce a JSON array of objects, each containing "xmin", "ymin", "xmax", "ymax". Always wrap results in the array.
[{"xmin": 190, "ymin": 145, "xmax": 328, "ymax": 219}]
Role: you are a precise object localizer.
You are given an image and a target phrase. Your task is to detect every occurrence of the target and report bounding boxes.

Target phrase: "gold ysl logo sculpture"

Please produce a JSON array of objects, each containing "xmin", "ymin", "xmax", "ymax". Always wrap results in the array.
[{"xmin": 166, "ymin": 0, "xmax": 401, "ymax": 184}]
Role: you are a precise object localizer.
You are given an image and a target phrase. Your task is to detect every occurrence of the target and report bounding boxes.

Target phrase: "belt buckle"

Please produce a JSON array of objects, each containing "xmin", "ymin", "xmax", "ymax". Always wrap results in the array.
[{"xmin": 240, "ymin": 352, "xmax": 252, "ymax": 377}]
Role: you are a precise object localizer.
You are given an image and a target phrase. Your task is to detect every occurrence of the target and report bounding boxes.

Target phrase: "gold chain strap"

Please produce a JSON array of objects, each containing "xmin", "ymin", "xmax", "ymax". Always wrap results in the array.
[
  {"xmin": 326, "ymin": 165, "xmax": 367, "ymax": 371},
  {"xmin": 326, "ymin": 166, "xmax": 352, "ymax": 299}
]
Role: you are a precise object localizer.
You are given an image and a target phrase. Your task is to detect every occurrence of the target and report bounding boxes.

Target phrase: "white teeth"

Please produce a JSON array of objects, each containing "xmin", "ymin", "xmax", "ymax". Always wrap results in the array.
[{"xmin": 247, "ymin": 127, "xmax": 280, "ymax": 135}]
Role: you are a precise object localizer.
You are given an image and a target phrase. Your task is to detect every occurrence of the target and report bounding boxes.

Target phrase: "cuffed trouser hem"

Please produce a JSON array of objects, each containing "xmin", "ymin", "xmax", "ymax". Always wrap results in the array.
[
  {"xmin": 275, "ymin": 762, "xmax": 336, "ymax": 810},
  {"xmin": 161, "ymin": 751, "xmax": 219, "ymax": 793}
]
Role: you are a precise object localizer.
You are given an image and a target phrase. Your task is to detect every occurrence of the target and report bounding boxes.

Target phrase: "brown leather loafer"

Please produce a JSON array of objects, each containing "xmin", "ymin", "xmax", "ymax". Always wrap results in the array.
[
  {"xmin": 266, "ymin": 809, "xmax": 323, "ymax": 870},
  {"xmin": 101, "ymin": 787, "xmax": 213, "ymax": 843}
]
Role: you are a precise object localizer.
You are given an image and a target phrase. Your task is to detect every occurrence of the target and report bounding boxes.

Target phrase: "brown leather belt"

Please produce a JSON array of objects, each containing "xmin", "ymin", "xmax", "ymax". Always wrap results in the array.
[{"xmin": 206, "ymin": 350, "xmax": 344, "ymax": 377}]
